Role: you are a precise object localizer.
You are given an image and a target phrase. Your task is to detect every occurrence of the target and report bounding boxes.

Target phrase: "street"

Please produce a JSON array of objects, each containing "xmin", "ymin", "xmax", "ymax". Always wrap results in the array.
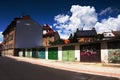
[{"xmin": 0, "ymin": 57, "xmax": 119, "ymax": 80}]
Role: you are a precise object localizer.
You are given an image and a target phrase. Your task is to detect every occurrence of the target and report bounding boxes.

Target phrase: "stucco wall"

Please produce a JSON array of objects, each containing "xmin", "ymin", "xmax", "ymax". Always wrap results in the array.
[
  {"xmin": 15, "ymin": 19, "xmax": 43, "ymax": 48},
  {"xmin": 101, "ymin": 42, "xmax": 108, "ymax": 63}
]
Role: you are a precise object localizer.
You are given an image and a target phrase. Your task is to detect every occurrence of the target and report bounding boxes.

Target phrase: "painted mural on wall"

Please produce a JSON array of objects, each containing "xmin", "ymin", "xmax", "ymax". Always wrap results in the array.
[
  {"xmin": 80, "ymin": 43, "xmax": 101, "ymax": 62},
  {"xmin": 108, "ymin": 41, "xmax": 120, "ymax": 63}
]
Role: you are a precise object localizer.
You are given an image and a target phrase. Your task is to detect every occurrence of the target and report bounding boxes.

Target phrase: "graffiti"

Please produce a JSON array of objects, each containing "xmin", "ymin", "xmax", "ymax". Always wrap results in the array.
[
  {"xmin": 80, "ymin": 50, "xmax": 97, "ymax": 56},
  {"xmin": 80, "ymin": 44, "xmax": 100, "ymax": 62}
]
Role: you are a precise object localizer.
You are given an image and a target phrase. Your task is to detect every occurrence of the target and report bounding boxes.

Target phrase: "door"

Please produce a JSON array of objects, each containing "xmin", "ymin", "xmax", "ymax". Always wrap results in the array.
[
  {"xmin": 48, "ymin": 47, "xmax": 58, "ymax": 60},
  {"xmin": 62, "ymin": 46, "xmax": 75, "ymax": 61},
  {"xmin": 80, "ymin": 43, "xmax": 101, "ymax": 62},
  {"xmin": 32, "ymin": 49, "xmax": 38, "ymax": 58},
  {"xmin": 26, "ymin": 50, "xmax": 31, "ymax": 57},
  {"xmin": 38, "ymin": 48, "xmax": 45, "ymax": 59}
]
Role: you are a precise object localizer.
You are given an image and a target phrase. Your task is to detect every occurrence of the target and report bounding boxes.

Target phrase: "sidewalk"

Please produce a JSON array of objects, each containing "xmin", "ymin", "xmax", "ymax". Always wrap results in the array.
[{"xmin": 6, "ymin": 56, "xmax": 120, "ymax": 78}]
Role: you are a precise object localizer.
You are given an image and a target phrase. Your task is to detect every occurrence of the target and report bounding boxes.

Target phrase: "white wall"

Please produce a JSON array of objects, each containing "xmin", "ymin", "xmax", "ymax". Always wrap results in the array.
[
  {"xmin": 58, "ymin": 46, "xmax": 62, "ymax": 61},
  {"xmin": 101, "ymin": 42, "xmax": 108, "ymax": 63},
  {"xmin": 75, "ymin": 45, "xmax": 80, "ymax": 61},
  {"xmin": 45, "ymin": 47, "xmax": 48, "ymax": 60},
  {"xmin": 19, "ymin": 51, "xmax": 23, "ymax": 57}
]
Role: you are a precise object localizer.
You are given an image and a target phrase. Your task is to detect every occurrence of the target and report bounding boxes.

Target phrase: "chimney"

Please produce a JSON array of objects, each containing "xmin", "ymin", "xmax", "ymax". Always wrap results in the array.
[
  {"xmin": 92, "ymin": 27, "xmax": 95, "ymax": 30},
  {"xmin": 21, "ymin": 15, "xmax": 30, "ymax": 19},
  {"xmin": 76, "ymin": 28, "xmax": 79, "ymax": 32}
]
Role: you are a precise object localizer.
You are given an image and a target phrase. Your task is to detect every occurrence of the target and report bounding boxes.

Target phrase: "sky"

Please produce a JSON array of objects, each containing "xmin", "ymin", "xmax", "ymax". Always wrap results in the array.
[{"xmin": 0, "ymin": 0, "xmax": 120, "ymax": 42}]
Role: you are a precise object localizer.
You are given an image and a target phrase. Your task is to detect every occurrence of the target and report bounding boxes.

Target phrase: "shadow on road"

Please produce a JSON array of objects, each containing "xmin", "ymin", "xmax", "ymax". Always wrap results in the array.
[{"xmin": 0, "ymin": 57, "xmax": 119, "ymax": 80}]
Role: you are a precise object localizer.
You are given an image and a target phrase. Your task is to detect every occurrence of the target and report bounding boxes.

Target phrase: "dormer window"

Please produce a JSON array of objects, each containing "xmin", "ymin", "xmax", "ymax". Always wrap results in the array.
[{"xmin": 109, "ymin": 34, "xmax": 111, "ymax": 36}]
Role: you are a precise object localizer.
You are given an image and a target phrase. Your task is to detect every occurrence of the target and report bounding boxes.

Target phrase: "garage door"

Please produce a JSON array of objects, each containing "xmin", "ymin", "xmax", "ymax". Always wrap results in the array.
[
  {"xmin": 26, "ymin": 50, "xmax": 31, "ymax": 57},
  {"xmin": 48, "ymin": 47, "xmax": 58, "ymax": 60},
  {"xmin": 38, "ymin": 48, "xmax": 45, "ymax": 59},
  {"xmin": 32, "ymin": 49, "xmax": 38, "ymax": 58},
  {"xmin": 80, "ymin": 43, "xmax": 101, "ymax": 62},
  {"xmin": 62, "ymin": 46, "xmax": 75, "ymax": 61}
]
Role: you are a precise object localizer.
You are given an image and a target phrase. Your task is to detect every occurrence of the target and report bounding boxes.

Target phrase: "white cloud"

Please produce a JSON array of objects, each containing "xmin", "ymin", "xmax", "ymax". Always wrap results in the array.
[
  {"xmin": 0, "ymin": 32, "xmax": 3, "ymax": 43},
  {"xmin": 53, "ymin": 5, "xmax": 97, "ymax": 39},
  {"xmin": 53, "ymin": 5, "xmax": 120, "ymax": 39},
  {"xmin": 95, "ymin": 15, "xmax": 120, "ymax": 33},
  {"xmin": 54, "ymin": 14, "xmax": 70, "ymax": 23},
  {"xmin": 99, "ymin": 7, "xmax": 112, "ymax": 16}
]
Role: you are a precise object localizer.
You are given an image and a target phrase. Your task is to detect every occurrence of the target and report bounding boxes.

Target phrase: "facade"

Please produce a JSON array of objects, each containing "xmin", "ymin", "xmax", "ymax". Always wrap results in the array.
[
  {"xmin": 2, "ymin": 15, "xmax": 43, "ymax": 56},
  {"xmin": 15, "ymin": 39, "xmax": 120, "ymax": 63},
  {"xmin": 0, "ymin": 43, "xmax": 3, "ymax": 56},
  {"xmin": 76, "ymin": 28, "xmax": 97, "ymax": 42},
  {"xmin": 43, "ymin": 24, "xmax": 60, "ymax": 46},
  {"xmin": 102, "ymin": 32, "xmax": 115, "ymax": 40}
]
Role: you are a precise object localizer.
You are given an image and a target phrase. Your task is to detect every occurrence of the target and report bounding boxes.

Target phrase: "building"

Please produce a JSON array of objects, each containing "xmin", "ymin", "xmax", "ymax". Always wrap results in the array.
[
  {"xmin": 102, "ymin": 32, "xmax": 115, "ymax": 40},
  {"xmin": 0, "ymin": 43, "xmax": 3, "ymax": 56},
  {"xmin": 42, "ymin": 24, "xmax": 60, "ymax": 46},
  {"xmin": 112, "ymin": 31, "xmax": 120, "ymax": 38},
  {"xmin": 75, "ymin": 28, "xmax": 97, "ymax": 42},
  {"xmin": 2, "ymin": 15, "xmax": 43, "ymax": 56}
]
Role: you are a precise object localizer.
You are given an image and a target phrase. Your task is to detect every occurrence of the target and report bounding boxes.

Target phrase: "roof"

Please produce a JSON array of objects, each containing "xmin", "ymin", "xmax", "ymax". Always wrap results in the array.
[
  {"xmin": 112, "ymin": 31, "xmax": 120, "ymax": 37},
  {"xmin": 103, "ymin": 32, "xmax": 115, "ymax": 38},
  {"xmin": 43, "ymin": 24, "xmax": 54, "ymax": 37},
  {"xmin": 2, "ymin": 15, "xmax": 31, "ymax": 35},
  {"xmin": 2, "ymin": 19, "xmax": 17, "ymax": 34},
  {"xmin": 76, "ymin": 29, "xmax": 97, "ymax": 37}
]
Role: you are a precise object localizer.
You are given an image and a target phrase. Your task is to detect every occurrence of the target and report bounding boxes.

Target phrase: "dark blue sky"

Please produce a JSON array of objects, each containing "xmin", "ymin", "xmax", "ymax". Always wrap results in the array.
[{"xmin": 0, "ymin": 0, "xmax": 120, "ymax": 32}]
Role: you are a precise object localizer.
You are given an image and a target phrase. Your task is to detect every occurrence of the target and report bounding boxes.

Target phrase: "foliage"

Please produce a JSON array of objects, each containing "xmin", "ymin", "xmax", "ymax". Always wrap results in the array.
[
  {"xmin": 68, "ymin": 33, "xmax": 78, "ymax": 43},
  {"xmin": 50, "ymin": 39, "xmax": 64, "ymax": 45},
  {"xmin": 108, "ymin": 50, "xmax": 120, "ymax": 63},
  {"xmin": 96, "ymin": 34, "xmax": 104, "ymax": 40}
]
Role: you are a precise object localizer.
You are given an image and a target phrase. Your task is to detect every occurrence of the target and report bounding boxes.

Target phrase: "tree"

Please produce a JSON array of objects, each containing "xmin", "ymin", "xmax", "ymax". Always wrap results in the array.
[
  {"xmin": 50, "ymin": 39, "xmax": 64, "ymax": 45},
  {"xmin": 68, "ymin": 33, "xmax": 78, "ymax": 43},
  {"xmin": 96, "ymin": 34, "xmax": 104, "ymax": 40}
]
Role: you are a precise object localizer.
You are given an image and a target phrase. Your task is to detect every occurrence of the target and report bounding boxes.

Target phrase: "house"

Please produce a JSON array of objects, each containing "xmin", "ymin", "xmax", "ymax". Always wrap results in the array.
[
  {"xmin": 102, "ymin": 32, "xmax": 115, "ymax": 40},
  {"xmin": 2, "ymin": 15, "xmax": 43, "ymax": 56},
  {"xmin": 112, "ymin": 31, "xmax": 120, "ymax": 38},
  {"xmin": 75, "ymin": 28, "xmax": 97, "ymax": 42},
  {"xmin": 43, "ymin": 24, "xmax": 60, "ymax": 46}
]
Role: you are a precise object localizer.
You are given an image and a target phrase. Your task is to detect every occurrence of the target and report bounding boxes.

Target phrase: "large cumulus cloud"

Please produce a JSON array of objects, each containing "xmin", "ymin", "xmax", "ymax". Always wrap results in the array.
[
  {"xmin": 53, "ymin": 5, "xmax": 120, "ymax": 39},
  {"xmin": 54, "ymin": 5, "xmax": 98, "ymax": 39}
]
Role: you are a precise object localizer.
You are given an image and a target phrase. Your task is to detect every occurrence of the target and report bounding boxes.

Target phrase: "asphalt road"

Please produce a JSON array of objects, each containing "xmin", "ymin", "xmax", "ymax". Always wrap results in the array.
[{"xmin": 0, "ymin": 57, "xmax": 119, "ymax": 80}]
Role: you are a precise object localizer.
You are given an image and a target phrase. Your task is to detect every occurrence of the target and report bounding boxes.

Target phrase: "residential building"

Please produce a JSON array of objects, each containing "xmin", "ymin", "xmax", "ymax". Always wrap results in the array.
[
  {"xmin": 75, "ymin": 28, "xmax": 97, "ymax": 42},
  {"xmin": 42, "ymin": 24, "xmax": 60, "ymax": 46},
  {"xmin": 102, "ymin": 32, "xmax": 115, "ymax": 40},
  {"xmin": 0, "ymin": 43, "xmax": 3, "ymax": 56},
  {"xmin": 2, "ymin": 15, "xmax": 43, "ymax": 56},
  {"xmin": 112, "ymin": 31, "xmax": 120, "ymax": 38}
]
